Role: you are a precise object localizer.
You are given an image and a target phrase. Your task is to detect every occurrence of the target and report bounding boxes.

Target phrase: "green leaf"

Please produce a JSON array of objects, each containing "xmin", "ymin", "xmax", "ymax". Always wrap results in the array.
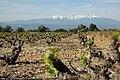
[
  {"xmin": 80, "ymin": 54, "xmax": 88, "ymax": 68},
  {"xmin": 112, "ymin": 32, "xmax": 120, "ymax": 40},
  {"xmin": 43, "ymin": 48, "xmax": 59, "ymax": 77},
  {"xmin": 45, "ymin": 66, "xmax": 59, "ymax": 77}
]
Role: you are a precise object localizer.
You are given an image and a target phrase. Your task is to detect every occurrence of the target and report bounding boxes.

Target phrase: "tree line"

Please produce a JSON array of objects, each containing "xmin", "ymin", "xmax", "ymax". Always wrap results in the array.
[{"xmin": 0, "ymin": 23, "xmax": 100, "ymax": 32}]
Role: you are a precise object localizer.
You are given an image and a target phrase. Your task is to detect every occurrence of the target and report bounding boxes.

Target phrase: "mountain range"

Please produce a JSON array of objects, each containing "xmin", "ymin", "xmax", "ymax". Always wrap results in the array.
[{"xmin": 0, "ymin": 15, "xmax": 120, "ymax": 30}]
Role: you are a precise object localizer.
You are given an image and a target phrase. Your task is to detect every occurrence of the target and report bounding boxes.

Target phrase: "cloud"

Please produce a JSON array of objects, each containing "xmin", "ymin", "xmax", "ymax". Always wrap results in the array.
[
  {"xmin": 94, "ymin": 0, "xmax": 120, "ymax": 3},
  {"xmin": 0, "ymin": 0, "xmax": 120, "ymax": 21}
]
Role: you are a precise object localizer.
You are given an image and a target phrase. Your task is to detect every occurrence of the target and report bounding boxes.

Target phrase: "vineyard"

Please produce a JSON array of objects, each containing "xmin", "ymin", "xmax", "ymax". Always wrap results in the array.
[{"xmin": 0, "ymin": 31, "xmax": 120, "ymax": 80}]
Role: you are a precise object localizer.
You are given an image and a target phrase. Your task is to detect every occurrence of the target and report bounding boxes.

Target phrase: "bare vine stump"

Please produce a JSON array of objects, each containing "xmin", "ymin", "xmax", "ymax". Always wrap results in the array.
[{"xmin": 0, "ymin": 40, "xmax": 24, "ymax": 65}]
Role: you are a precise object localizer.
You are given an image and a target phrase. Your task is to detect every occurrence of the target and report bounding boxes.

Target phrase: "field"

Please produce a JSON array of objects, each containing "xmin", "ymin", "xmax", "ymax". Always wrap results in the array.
[{"xmin": 0, "ymin": 31, "xmax": 120, "ymax": 80}]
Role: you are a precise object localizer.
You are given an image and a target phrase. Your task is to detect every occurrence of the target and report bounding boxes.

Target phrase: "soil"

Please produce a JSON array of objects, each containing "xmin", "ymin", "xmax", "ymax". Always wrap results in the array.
[{"xmin": 0, "ymin": 31, "xmax": 120, "ymax": 79}]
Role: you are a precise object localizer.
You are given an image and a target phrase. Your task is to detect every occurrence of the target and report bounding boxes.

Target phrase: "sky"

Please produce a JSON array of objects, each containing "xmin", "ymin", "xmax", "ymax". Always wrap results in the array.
[{"xmin": 0, "ymin": 0, "xmax": 120, "ymax": 22}]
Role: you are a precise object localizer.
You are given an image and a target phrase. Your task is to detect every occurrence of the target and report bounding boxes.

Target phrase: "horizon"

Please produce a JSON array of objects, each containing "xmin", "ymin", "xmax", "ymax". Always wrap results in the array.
[
  {"xmin": 1, "ymin": 14, "xmax": 120, "ymax": 22},
  {"xmin": 0, "ymin": 0, "xmax": 120, "ymax": 22}
]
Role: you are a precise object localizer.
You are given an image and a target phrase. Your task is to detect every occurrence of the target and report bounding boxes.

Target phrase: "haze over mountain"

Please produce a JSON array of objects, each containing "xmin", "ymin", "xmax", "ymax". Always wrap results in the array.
[{"xmin": 0, "ymin": 15, "xmax": 120, "ymax": 30}]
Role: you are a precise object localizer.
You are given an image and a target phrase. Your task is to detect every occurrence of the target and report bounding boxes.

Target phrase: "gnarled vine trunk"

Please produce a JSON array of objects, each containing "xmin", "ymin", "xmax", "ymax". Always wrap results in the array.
[{"xmin": 0, "ymin": 40, "xmax": 24, "ymax": 64}]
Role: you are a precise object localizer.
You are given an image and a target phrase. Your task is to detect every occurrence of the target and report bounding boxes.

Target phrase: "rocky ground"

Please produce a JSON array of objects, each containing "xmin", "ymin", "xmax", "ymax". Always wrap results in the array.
[{"xmin": 0, "ymin": 31, "xmax": 120, "ymax": 80}]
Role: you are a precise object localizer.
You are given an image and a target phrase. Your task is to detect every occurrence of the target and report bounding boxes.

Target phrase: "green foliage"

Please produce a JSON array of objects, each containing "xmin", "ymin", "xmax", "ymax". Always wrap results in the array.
[
  {"xmin": 86, "ymin": 38, "xmax": 94, "ymax": 47},
  {"xmin": 69, "ymin": 24, "xmax": 87, "ymax": 33},
  {"xmin": 43, "ymin": 48, "xmax": 58, "ymax": 65},
  {"xmin": 1, "ymin": 26, "xmax": 13, "ymax": 32},
  {"xmin": 69, "ymin": 28, "xmax": 78, "ymax": 33},
  {"xmin": 89, "ymin": 23, "xmax": 100, "ymax": 31},
  {"xmin": 78, "ymin": 24, "xmax": 87, "ymax": 32},
  {"xmin": 0, "ymin": 26, "xmax": 2, "ymax": 32},
  {"xmin": 54, "ymin": 28, "xmax": 67, "ymax": 32},
  {"xmin": 38, "ymin": 25, "xmax": 49, "ymax": 32},
  {"xmin": 80, "ymin": 53, "xmax": 88, "ymax": 67},
  {"xmin": 45, "ymin": 66, "xmax": 59, "ymax": 77},
  {"xmin": 69, "ymin": 23, "xmax": 100, "ymax": 33},
  {"xmin": 27, "ymin": 29, "xmax": 38, "ymax": 32},
  {"xmin": 16, "ymin": 27, "xmax": 25, "ymax": 32},
  {"xmin": 43, "ymin": 48, "xmax": 59, "ymax": 77},
  {"xmin": 112, "ymin": 32, "xmax": 120, "ymax": 40}
]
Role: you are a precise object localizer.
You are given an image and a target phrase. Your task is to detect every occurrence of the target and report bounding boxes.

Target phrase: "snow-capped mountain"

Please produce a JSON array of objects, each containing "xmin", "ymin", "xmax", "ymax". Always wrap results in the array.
[
  {"xmin": 49, "ymin": 15, "xmax": 99, "ymax": 20},
  {"xmin": 0, "ymin": 15, "xmax": 120, "ymax": 30}
]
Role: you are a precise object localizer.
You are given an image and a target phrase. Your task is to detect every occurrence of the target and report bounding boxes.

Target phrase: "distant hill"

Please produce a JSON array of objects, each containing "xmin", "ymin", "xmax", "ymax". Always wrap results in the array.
[{"xmin": 0, "ymin": 15, "xmax": 120, "ymax": 30}]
